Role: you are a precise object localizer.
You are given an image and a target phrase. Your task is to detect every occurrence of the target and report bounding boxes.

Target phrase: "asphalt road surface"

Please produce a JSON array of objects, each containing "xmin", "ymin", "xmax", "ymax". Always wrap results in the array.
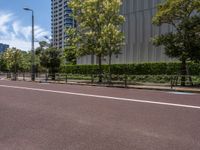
[{"xmin": 0, "ymin": 80, "xmax": 200, "ymax": 150}]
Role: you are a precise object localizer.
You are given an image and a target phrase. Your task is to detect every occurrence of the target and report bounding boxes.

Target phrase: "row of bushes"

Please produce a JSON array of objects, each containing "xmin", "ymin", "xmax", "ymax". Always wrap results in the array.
[{"xmin": 61, "ymin": 62, "xmax": 200, "ymax": 75}]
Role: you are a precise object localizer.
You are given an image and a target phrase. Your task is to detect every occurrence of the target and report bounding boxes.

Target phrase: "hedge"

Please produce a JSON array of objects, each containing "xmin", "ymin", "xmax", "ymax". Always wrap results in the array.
[{"xmin": 60, "ymin": 62, "xmax": 200, "ymax": 75}]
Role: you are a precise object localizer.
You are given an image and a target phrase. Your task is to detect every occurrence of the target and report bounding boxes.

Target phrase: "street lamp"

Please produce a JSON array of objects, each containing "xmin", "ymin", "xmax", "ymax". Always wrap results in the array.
[{"xmin": 23, "ymin": 7, "xmax": 35, "ymax": 81}]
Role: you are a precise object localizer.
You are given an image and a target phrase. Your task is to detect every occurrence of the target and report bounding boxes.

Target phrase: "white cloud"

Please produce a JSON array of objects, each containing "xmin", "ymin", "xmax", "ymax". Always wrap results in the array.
[
  {"xmin": 0, "ymin": 12, "xmax": 13, "ymax": 34},
  {"xmin": 0, "ymin": 11, "xmax": 50, "ymax": 51}
]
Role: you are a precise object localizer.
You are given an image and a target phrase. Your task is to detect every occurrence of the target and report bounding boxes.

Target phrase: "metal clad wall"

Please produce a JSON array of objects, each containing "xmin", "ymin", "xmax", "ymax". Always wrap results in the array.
[{"xmin": 77, "ymin": 0, "xmax": 171, "ymax": 65}]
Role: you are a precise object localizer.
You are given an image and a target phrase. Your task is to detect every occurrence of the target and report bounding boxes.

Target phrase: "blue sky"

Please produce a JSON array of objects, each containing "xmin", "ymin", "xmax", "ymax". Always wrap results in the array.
[{"xmin": 0, "ymin": 0, "xmax": 51, "ymax": 50}]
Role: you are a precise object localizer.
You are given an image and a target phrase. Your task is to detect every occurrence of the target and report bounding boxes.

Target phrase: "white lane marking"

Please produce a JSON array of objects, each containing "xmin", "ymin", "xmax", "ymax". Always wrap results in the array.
[
  {"xmin": 0, "ymin": 84, "xmax": 200, "ymax": 110},
  {"xmin": 168, "ymin": 92, "xmax": 196, "ymax": 95}
]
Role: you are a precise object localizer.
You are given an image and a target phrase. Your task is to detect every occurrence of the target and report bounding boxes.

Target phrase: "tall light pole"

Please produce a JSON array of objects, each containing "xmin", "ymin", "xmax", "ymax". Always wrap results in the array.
[{"xmin": 23, "ymin": 7, "xmax": 35, "ymax": 81}]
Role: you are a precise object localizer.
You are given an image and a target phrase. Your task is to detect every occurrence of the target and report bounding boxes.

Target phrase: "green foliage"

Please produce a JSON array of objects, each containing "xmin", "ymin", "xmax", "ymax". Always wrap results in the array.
[
  {"xmin": 66, "ymin": 0, "xmax": 125, "ymax": 81},
  {"xmin": 0, "ymin": 48, "xmax": 31, "ymax": 72},
  {"xmin": 61, "ymin": 62, "xmax": 200, "ymax": 76},
  {"xmin": 35, "ymin": 41, "xmax": 52, "ymax": 72},
  {"xmin": 152, "ymin": 0, "xmax": 200, "ymax": 62},
  {"xmin": 35, "ymin": 41, "xmax": 49, "ymax": 56},
  {"xmin": 65, "ymin": 28, "xmax": 77, "ymax": 64},
  {"xmin": 67, "ymin": 0, "xmax": 125, "ymax": 57},
  {"xmin": 0, "ymin": 53, "xmax": 7, "ymax": 71},
  {"xmin": 152, "ymin": 0, "xmax": 200, "ymax": 85},
  {"xmin": 40, "ymin": 47, "xmax": 62, "ymax": 76}
]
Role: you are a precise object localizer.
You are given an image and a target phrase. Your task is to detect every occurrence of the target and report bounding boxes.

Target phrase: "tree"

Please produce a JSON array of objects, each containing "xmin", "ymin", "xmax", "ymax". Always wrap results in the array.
[
  {"xmin": 0, "ymin": 52, "xmax": 7, "ymax": 72},
  {"xmin": 35, "ymin": 41, "xmax": 50, "ymax": 73},
  {"xmin": 65, "ymin": 28, "xmax": 78, "ymax": 65},
  {"xmin": 18, "ymin": 51, "xmax": 31, "ymax": 72},
  {"xmin": 0, "ymin": 48, "xmax": 31, "ymax": 79},
  {"xmin": 40, "ymin": 47, "xmax": 62, "ymax": 80},
  {"xmin": 152, "ymin": 0, "xmax": 200, "ymax": 86},
  {"xmin": 35, "ymin": 41, "xmax": 49, "ymax": 55},
  {"xmin": 67, "ymin": 0, "xmax": 125, "ymax": 82},
  {"xmin": 100, "ymin": 24, "xmax": 124, "ymax": 83},
  {"xmin": 1, "ymin": 48, "xmax": 30, "ymax": 72}
]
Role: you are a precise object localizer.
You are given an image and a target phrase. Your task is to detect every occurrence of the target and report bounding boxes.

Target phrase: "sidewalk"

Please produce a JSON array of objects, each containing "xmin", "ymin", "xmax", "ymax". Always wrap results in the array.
[
  {"xmin": 47, "ymin": 80, "xmax": 200, "ymax": 94},
  {"xmin": 4, "ymin": 77, "xmax": 200, "ymax": 94}
]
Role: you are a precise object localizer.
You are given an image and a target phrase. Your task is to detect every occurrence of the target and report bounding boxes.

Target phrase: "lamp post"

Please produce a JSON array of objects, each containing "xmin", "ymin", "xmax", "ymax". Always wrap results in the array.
[{"xmin": 23, "ymin": 7, "xmax": 35, "ymax": 81}]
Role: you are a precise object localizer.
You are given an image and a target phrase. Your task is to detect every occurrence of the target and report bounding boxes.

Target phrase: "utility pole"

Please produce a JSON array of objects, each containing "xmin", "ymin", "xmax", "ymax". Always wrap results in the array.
[{"xmin": 23, "ymin": 7, "xmax": 35, "ymax": 81}]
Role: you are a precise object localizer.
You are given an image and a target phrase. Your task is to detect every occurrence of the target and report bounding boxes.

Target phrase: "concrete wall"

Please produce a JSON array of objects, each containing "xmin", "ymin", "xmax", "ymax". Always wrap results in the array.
[{"xmin": 77, "ymin": 0, "xmax": 173, "ymax": 65}]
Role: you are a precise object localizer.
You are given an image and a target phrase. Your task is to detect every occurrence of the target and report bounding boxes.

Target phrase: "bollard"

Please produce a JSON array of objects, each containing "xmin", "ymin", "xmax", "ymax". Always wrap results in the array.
[
  {"xmin": 170, "ymin": 75, "xmax": 173, "ymax": 90},
  {"xmin": 65, "ymin": 74, "xmax": 68, "ymax": 83},
  {"xmin": 45, "ymin": 73, "xmax": 48, "ymax": 82},
  {"xmin": 91, "ymin": 74, "xmax": 94, "ymax": 83},
  {"xmin": 124, "ymin": 74, "xmax": 128, "ymax": 88},
  {"xmin": 23, "ymin": 73, "xmax": 25, "ymax": 81}
]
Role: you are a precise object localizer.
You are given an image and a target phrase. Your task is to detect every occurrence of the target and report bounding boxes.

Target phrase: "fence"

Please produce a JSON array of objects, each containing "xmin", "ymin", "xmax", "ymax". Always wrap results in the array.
[{"xmin": 1, "ymin": 72, "xmax": 200, "ymax": 88}]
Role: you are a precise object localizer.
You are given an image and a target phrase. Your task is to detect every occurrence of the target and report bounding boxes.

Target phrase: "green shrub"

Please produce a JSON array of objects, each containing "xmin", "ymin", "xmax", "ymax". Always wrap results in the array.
[{"xmin": 60, "ymin": 62, "xmax": 200, "ymax": 75}]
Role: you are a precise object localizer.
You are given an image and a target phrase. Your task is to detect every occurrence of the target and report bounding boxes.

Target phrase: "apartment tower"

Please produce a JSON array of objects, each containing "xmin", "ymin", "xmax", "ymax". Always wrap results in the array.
[{"xmin": 51, "ymin": 0, "xmax": 74, "ymax": 49}]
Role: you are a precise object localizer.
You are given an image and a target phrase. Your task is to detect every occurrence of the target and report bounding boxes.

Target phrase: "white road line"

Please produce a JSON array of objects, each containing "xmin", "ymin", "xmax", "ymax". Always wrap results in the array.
[
  {"xmin": 0, "ymin": 84, "xmax": 200, "ymax": 110},
  {"xmin": 168, "ymin": 92, "xmax": 196, "ymax": 95}
]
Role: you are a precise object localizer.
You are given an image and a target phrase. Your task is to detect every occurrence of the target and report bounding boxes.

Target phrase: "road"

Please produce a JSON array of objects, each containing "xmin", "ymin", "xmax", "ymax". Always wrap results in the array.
[{"xmin": 0, "ymin": 80, "xmax": 200, "ymax": 150}]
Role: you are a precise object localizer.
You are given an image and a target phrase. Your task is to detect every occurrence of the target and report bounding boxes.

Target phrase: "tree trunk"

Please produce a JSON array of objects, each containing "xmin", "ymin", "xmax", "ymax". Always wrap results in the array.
[
  {"xmin": 98, "ymin": 55, "xmax": 102, "ymax": 83},
  {"xmin": 51, "ymin": 68, "xmax": 56, "ymax": 81},
  {"xmin": 52, "ymin": 73, "xmax": 56, "ymax": 81},
  {"xmin": 181, "ymin": 59, "xmax": 187, "ymax": 86},
  {"xmin": 14, "ymin": 52, "xmax": 17, "ymax": 81},
  {"xmin": 91, "ymin": 53, "xmax": 94, "ymax": 83},
  {"xmin": 186, "ymin": 64, "xmax": 193, "ymax": 86},
  {"xmin": 108, "ymin": 53, "xmax": 112, "ymax": 84}
]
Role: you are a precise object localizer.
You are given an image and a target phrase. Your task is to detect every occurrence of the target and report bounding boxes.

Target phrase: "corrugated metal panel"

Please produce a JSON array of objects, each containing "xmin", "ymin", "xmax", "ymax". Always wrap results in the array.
[{"xmin": 78, "ymin": 0, "xmax": 172, "ymax": 64}]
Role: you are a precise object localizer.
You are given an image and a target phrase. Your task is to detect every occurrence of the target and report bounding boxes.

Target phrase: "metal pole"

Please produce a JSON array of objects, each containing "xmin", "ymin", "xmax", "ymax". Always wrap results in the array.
[
  {"xmin": 14, "ymin": 50, "xmax": 17, "ymax": 81},
  {"xmin": 31, "ymin": 11, "xmax": 35, "ymax": 81}
]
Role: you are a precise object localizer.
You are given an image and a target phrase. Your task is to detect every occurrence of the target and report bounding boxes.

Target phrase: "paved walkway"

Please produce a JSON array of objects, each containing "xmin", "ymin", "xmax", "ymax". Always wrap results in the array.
[{"xmin": 2, "ymin": 76, "xmax": 200, "ymax": 93}]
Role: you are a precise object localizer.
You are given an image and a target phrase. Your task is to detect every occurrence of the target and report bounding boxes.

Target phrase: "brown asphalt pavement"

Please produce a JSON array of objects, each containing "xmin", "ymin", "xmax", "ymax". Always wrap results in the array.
[{"xmin": 0, "ymin": 80, "xmax": 200, "ymax": 150}]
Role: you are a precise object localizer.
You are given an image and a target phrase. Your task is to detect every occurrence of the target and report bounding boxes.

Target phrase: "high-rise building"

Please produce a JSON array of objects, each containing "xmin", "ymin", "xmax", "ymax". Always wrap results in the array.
[
  {"xmin": 51, "ymin": 0, "xmax": 75, "ymax": 49},
  {"xmin": 0, "ymin": 43, "xmax": 9, "ymax": 53}
]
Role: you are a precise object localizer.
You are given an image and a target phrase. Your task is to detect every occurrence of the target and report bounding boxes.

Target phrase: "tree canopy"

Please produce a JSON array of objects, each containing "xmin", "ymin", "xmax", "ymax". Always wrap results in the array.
[
  {"xmin": 152, "ymin": 0, "xmax": 200, "ymax": 85},
  {"xmin": 0, "ymin": 48, "xmax": 31, "ymax": 72},
  {"xmin": 66, "ymin": 0, "xmax": 125, "ymax": 82},
  {"xmin": 153, "ymin": 0, "xmax": 200, "ymax": 62},
  {"xmin": 39, "ymin": 47, "xmax": 62, "ymax": 80}
]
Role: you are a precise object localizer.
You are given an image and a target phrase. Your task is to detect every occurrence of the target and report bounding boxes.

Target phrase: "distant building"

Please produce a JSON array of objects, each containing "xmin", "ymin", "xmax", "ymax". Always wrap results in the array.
[
  {"xmin": 0, "ymin": 43, "xmax": 9, "ymax": 53},
  {"xmin": 51, "ymin": 0, "xmax": 172, "ymax": 64},
  {"xmin": 51, "ymin": 0, "xmax": 75, "ymax": 49}
]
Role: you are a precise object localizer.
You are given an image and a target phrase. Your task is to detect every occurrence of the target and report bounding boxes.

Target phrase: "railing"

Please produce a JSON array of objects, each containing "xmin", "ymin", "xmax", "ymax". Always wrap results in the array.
[{"xmin": 1, "ymin": 72, "xmax": 200, "ymax": 88}]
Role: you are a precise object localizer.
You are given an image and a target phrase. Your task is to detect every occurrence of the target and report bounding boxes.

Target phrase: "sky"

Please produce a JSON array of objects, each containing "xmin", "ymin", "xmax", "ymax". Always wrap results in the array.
[{"xmin": 0, "ymin": 0, "xmax": 51, "ymax": 51}]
